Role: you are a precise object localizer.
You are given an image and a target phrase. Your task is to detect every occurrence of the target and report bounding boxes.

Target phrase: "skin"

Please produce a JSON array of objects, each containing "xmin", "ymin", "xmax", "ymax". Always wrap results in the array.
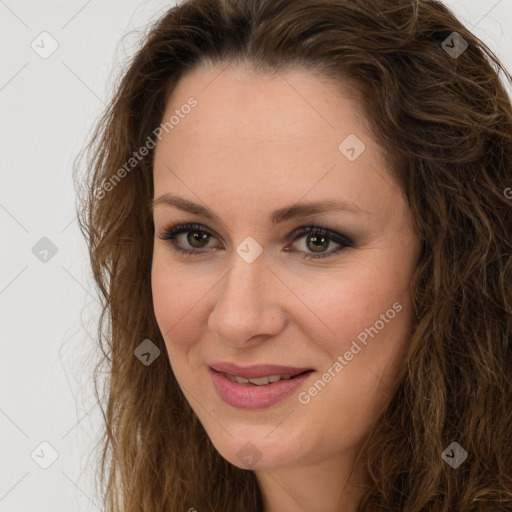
[{"xmin": 151, "ymin": 61, "xmax": 421, "ymax": 512}]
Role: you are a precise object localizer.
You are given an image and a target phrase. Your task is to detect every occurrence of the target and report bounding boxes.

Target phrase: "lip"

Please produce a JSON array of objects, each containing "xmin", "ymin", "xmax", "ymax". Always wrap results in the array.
[
  {"xmin": 209, "ymin": 365, "xmax": 315, "ymax": 409},
  {"xmin": 209, "ymin": 362, "xmax": 312, "ymax": 379}
]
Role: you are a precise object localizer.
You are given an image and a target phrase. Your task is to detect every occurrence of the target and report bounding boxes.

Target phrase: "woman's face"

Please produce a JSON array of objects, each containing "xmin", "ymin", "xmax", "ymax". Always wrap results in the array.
[{"xmin": 151, "ymin": 62, "xmax": 421, "ymax": 472}]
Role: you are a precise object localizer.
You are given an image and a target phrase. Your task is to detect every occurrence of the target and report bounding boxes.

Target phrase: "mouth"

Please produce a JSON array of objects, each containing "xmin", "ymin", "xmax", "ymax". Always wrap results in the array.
[
  {"xmin": 208, "ymin": 362, "xmax": 315, "ymax": 409},
  {"xmin": 212, "ymin": 369, "xmax": 312, "ymax": 386},
  {"xmin": 209, "ymin": 362, "xmax": 313, "ymax": 379}
]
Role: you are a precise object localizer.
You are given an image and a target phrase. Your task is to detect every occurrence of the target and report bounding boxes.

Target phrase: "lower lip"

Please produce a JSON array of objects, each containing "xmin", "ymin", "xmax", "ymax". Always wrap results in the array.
[{"xmin": 209, "ymin": 368, "xmax": 314, "ymax": 409}]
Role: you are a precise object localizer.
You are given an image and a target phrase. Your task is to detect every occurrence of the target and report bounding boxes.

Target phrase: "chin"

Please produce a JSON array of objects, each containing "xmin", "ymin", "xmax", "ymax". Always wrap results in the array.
[{"xmin": 200, "ymin": 421, "xmax": 307, "ymax": 470}]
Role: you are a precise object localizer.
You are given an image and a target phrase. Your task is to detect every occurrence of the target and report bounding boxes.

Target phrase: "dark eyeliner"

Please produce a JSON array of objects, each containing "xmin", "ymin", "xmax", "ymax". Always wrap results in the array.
[
  {"xmin": 157, "ymin": 222, "xmax": 354, "ymax": 259},
  {"xmin": 284, "ymin": 224, "xmax": 354, "ymax": 260},
  {"xmin": 157, "ymin": 223, "xmax": 216, "ymax": 256}
]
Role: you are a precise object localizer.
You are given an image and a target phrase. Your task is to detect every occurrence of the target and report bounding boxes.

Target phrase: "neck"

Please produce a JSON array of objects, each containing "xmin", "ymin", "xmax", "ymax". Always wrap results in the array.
[{"xmin": 254, "ymin": 447, "xmax": 369, "ymax": 512}]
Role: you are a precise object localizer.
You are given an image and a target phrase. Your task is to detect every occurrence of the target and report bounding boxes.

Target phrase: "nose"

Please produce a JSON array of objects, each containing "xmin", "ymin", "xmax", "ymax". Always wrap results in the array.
[{"xmin": 207, "ymin": 253, "xmax": 287, "ymax": 347}]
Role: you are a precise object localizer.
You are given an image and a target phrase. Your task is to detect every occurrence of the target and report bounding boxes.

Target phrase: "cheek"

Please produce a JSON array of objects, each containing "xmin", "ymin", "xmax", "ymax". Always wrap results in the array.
[
  {"xmin": 151, "ymin": 255, "xmax": 175, "ymax": 334},
  {"xmin": 151, "ymin": 253, "xmax": 195, "ymax": 351},
  {"xmin": 151, "ymin": 249, "xmax": 216, "ymax": 365},
  {"xmin": 295, "ymin": 259, "xmax": 411, "ymax": 359},
  {"xmin": 293, "ymin": 268, "xmax": 413, "ymax": 442}
]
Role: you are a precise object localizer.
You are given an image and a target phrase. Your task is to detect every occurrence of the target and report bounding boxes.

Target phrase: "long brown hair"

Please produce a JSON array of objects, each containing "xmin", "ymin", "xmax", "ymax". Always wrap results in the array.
[{"xmin": 76, "ymin": 0, "xmax": 512, "ymax": 510}]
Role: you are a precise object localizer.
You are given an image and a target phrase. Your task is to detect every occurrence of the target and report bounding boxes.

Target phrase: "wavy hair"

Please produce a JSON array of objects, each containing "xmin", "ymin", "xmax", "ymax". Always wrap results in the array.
[{"xmin": 76, "ymin": 0, "xmax": 512, "ymax": 510}]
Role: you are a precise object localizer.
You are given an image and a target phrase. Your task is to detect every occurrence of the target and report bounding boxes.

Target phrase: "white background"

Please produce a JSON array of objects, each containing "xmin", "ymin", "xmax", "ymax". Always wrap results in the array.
[{"xmin": 1, "ymin": 1, "xmax": 511, "ymax": 510}]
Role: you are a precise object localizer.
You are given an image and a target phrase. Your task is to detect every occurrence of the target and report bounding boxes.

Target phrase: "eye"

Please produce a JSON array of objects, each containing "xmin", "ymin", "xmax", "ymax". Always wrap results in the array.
[
  {"xmin": 156, "ymin": 222, "xmax": 354, "ymax": 260},
  {"xmin": 157, "ymin": 223, "xmax": 218, "ymax": 256},
  {"xmin": 285, "ymin": 225, "xmax": 354, "ymax": 260}
]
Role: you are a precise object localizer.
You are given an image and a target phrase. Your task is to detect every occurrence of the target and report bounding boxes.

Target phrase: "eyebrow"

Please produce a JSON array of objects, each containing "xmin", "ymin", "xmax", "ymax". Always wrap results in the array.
[{"xmin": 150, "ymin": 194, "xmax": 368, "ymax": 225}]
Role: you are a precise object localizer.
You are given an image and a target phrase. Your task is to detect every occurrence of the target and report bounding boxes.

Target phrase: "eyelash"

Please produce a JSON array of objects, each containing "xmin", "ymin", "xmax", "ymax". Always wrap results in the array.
[{"xmin": 157, "ymin": 222, "xmax": 354, "ymax": 260}]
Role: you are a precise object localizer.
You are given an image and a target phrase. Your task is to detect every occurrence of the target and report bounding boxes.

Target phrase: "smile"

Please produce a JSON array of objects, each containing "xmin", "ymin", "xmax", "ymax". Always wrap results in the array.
[
  {"xmin": 208, "ymin": 364, "xmax": 315, "ymax": 409},
  {"xmin": 221, "ymin": 372, "xmax": 296, "ymax": 385}
]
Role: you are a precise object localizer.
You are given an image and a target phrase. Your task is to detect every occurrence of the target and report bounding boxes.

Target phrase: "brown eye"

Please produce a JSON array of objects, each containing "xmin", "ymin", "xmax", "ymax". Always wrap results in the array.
[
  {"xmin": 305, "ymin": 233, "xmax": 330, "ymax": 253},
  {"xmin": 158, "ymin": 223, "xmax": 218, "ymax": 255},
  {"xmin": 158, "ymin": 223, "xmax": 354, "ymax": 260},
  {"xmin": 286, "ymin": 225, "xmax": 354, "ymax": 260},
  {"xmin": 187, "ymin": 230, "xmax": 211, "ymax": 248}
]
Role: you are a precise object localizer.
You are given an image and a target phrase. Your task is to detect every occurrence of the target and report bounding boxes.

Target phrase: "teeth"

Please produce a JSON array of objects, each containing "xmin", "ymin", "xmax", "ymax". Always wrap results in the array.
[
  {"xmin": 223, "ymin": 372, "xmax": 295, "ymax": 385},
  {"xmin": 248, "ymin": 376, "xmax": 270, "ymax": 385}
]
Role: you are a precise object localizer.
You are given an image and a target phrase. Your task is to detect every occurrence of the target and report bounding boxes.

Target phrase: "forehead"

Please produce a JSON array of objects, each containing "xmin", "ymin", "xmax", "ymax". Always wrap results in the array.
[
  {"xmin": 153, "ymin": 62, "xmax": 400, "ymax": 222},
  {"xmin": 160, "ymin": 63, "xmax": 369, "ymax": 151}
]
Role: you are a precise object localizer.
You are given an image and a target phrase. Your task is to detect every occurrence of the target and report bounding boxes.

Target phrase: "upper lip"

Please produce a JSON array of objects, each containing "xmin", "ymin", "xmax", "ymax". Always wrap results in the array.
[{"xmin": 209, "ymin": 362, "xmax": 313, "ymax": 379}]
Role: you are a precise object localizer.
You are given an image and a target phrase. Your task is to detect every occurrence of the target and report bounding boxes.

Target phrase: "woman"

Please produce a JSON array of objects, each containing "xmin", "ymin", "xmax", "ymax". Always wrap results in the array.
[{"xmin": 76, "ymin": 0, "xmax": 512, "ymax": 510}]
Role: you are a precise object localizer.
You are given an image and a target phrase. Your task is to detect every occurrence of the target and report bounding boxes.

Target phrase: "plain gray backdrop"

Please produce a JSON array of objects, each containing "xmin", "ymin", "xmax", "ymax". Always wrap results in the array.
[{"xmin": 1, "ymin": 0, "xmax": 511, "ymax": 510}]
